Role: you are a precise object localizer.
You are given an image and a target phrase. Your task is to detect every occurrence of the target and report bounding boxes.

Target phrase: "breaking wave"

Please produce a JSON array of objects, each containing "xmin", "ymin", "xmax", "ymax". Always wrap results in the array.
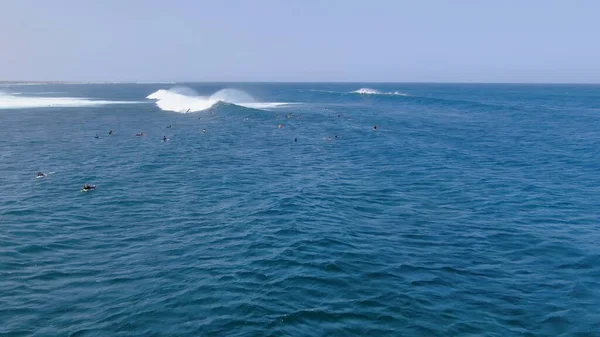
[
  {"xmin": 147, "ymin": 87, "xmax": 290, "ymax": 113},
  {"xmin": 351, "ymin": 88, "xmax": 408, "ymax": 96},
  {"xmin": 0, "ymin": 92, "xmax": 140, "ymax": 109}
]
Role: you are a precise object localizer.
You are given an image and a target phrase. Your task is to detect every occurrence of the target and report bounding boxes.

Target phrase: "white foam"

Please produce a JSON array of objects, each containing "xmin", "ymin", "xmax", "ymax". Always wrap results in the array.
[
  {"xmin": 351, "ymin": 88, "xmax": 408, "ymax": 96},
  {"xmin": 353, "ymin": 88, "xmax": 383, "ymax": 95},
  {"xmin": 0, "ymin": 92, "xmax": 140, "ymax": 109},
  {"xmin": 147, "ymin": 87, "xmax": 291, "ymax": 112}
]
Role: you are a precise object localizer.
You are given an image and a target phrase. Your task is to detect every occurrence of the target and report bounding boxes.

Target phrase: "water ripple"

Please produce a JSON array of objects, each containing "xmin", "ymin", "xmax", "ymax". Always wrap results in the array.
[{"xmin": 1, "ymin": 83, "xmax": 600, "ymax": 336}]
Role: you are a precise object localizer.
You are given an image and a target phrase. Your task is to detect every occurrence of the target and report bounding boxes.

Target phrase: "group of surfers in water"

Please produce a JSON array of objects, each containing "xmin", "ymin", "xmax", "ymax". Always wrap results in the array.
[
  {"xmin": 36, "ymin": 172, "xmax": 95, "ymax": 192},
  {"xmin": 40, "ymin": 116, "xmax": 379, "ymax": 191}
]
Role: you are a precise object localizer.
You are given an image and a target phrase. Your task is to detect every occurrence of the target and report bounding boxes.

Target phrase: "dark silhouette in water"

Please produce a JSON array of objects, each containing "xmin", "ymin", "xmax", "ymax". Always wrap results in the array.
[
  {"xmin": 294, "ymin": 138, "xmax": 297, "ymax": 142},
  {"xmin": 108, "ymin": 130, "xmax": 113, "ymax": 135},
  {"xmin": 94, "ymin": 134, "xmax": 99, "ymax": 139},
  {"xmin": 82, "ymin": 184, "xmax": 96, "ymax": 191},
  {"xmin": 372, "ymin": 125, "xmax": 378, "ymax": 131},
  {"xmin": 166, "ymin": 125, "xmax": 172, "ymax": 129}
]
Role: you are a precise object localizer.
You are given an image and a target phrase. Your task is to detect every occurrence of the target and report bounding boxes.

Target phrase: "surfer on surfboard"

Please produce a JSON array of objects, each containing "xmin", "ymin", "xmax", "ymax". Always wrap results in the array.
[{"xmin": 81, "ymin": 184, "xmax": 96, "ymax": 192}]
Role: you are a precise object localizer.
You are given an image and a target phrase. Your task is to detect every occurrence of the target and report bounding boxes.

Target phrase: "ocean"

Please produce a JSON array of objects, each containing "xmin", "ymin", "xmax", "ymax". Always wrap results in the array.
[{"xmin": 1, "ymin": 83, "xmax": 599, "ymax": 336}]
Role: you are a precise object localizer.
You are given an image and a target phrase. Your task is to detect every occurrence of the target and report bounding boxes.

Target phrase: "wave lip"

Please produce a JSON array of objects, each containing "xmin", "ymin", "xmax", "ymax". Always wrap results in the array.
[
  {"xmin": 0, "ymin": 92, "xmax": 140, "ymax": 109},
  {"xmin": 351, "ymin": 88, "xmax": 408, "ymax": 96},
  {"xmin": 147, "ymin": 87, "xmax": 291, "ymax": 113}
]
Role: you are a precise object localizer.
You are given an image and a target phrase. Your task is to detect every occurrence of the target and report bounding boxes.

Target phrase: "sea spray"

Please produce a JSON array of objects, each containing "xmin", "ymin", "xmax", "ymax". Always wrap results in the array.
[
  {"xmin": 147, "ymin": 87, "xmax": 290, "ymax": 112},
  {"xmin": 351, "ymin": 88, "xmax": 408, "ymax": 96}
]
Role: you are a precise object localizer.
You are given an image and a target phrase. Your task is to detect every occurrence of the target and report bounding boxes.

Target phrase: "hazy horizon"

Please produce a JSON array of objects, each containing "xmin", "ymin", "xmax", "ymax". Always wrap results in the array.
[
  {"xmin": 2, "ymin": 0, "xmax": 599, "ymax": 83},
  {"xmin": 3, "ymin": 80, "xmax": 600, "ymax": 85}
]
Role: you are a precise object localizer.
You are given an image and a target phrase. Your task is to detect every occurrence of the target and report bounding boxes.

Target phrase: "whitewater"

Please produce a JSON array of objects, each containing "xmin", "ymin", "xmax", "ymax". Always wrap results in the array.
[
  {"xmin": 0, "ymin": 91, "xmax": 139, "ymax": 109},
  {"xmin": 147, "ymin": 87, "xmax": 290, "ymax": 113},
  {"xmin": 306, "ymin": 88, "xmax": 409, "ymax": 96},
  {"xmin": 351, "ymin": 88, "xmax": 408, "ymax": 96}
]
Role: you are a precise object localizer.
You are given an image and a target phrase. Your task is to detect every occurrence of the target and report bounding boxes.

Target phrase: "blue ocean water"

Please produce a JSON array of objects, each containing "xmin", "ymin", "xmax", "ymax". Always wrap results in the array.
[{"xmin": 1, "ymin": 83, "xmax": 599, "ymax": 336}]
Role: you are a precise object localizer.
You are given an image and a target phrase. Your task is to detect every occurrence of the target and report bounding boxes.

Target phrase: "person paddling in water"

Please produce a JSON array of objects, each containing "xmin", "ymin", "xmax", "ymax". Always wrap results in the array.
[
  {"xmin": 109, "ymin": 130, "xmax": 113, "ymax": 135},
  {"xmin": 36, "ymin": 172, "xmax": 46, "ymax": 178},
  {"xmin": 82, "ymin": 184, "xmax": 96, "ymax": 191},
  {"xmin": 135, "ymin": 132, "xmax": 145, "ymax": 137}
]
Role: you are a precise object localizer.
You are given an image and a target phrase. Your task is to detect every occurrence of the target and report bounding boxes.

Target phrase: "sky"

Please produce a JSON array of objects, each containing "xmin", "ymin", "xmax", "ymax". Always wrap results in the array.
[{"xmin": 1, "ymin": 0, "xmax": 599, "ymax": 83}]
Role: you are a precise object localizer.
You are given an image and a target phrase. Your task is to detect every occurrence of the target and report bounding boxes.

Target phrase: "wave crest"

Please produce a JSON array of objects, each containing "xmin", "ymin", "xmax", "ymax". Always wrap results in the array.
[
  {"xmin": 351, "ymin": 88, "xmax": 408, "ymax": 96},
  {"xmin": 147, "ymin": 87, "xmax": 289, "ymax": 113},
  {"xmin": 0, "ymin": 92, "xmax": 139, "ymax": 109}
]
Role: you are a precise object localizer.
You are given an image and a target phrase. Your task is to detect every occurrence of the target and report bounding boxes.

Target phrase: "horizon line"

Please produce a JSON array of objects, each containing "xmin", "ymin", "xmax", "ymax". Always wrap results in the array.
[{"xmin": 2, "ymin": 80, "xmax": 600, "ymax": 85}]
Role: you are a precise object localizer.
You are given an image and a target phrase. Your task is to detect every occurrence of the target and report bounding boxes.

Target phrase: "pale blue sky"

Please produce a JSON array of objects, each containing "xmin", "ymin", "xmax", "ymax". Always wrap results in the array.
[{"xmin": 1, "ymin": 0, "xmax": 599, "ymax": 82}]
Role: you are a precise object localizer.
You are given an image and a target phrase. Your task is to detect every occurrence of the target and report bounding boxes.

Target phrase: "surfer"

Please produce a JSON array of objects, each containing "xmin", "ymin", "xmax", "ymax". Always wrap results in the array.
[
  {"xmin": 202, "ymin": 129, "xmax": 206, "ymax": 134},
  {"xmin": 82, "ymin": 184, "xmax": 96, "ymax": 191},
  {"xmin": 294, "ymin": 137, "xmax": 297, "ymax": 143},
  {"xmin": 135, "ymin": 132, "xmax": 145, "ymax": 137},
  {"xmin": 278, "ymin": 124, "xmax": 284, "ymax": 129},
  {"xmin": 108, "ymin": 130, "xmax": 113, "ymax": 135},
  {"xmin": 186, "ymin": 108, "xmax": 190, "ymax": 113},
  {"xmin": 36, "ymin": 172, "xmax": 46, "ymax": 178},
  {"xmin": 372, "ymin": 125, "xmax": 378, "ymax": 131},
  {"xmin": 163, "ymin": 135, "xmax": 168, "ymax": 142},
  {"xmin": 166, "ymin": 125, "xmax": 172, "ymax": 128},
  {"xmin": 94, "ymin": 134, "xmax": 100, "ymax": 139}
]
